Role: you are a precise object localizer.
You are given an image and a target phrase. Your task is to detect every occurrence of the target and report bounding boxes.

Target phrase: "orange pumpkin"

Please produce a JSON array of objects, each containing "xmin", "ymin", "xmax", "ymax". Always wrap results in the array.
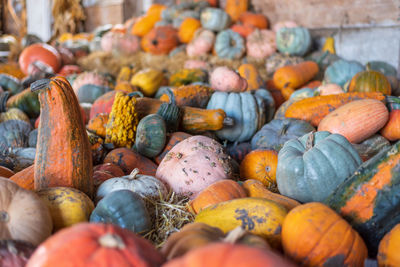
[
  {"xmin": 240, "ymin": 149, "xmax": 278, "ymax": 190},
  {"xmin": 131, "ymin": 4, "xmax": 166, "ymax": 37},
  {"xmin": 378, "ymin": 223, "xmax": 400, "ymax": 267},
  {"xmin": 9, "ymin": 165, "xmax": 35, "ymax": 190},
  {"xmin": 189, "ymin": 180, "xmax": 247, "ymax": 214},
  {"xmin": 178, "ymin": 18, "xmax": 201, "ymax": 44},
  {"xmin": 239, "ymin": 12, "xmax": 268, "ymax": 29},
  {"xmin": 19, "ymin": 43, "xmax": 61, "ymax": 75},
  {"xmin": 282, "ymin": 202, "xmax": 368, "ymax": 267},
  {"xmin": 141, "ymin": 26, "xmax": 179, "ymax": 55},
  {"xmin": 381, "ymin": 109, "xmax": 400, "ymax": 141},
  {"xmin": 238, "ymin": 63, "xmax": 264, "ymax": 90},
  {"xmin": 225, "ymin": 0, "xmax": 248, "ymax": 22},
  {"xmin": 273, "ymin": 61, "xmax": 319, "ymax": 90},
  {"xmin": 87, "ymin": 113, "xmax": 109, "ymax": 138},
  {"xmin": 349, "ymin": 70, "xmax": 392, "ymax": 95},
  {"xmin": 230, "ymin": 24, "xmax": 255, "ymax": 38}
]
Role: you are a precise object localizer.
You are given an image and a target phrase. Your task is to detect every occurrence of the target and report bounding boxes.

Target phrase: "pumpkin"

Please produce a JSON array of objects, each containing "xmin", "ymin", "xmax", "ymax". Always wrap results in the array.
[
  {"xmin": 316, "ymin": 83, "xmax": 343, "ymax": 95},
  {"xmin": 352, "ymin": 134, "xmax": 391, "ymax": 162},
  {"xmin": 277, "ymin": 131, "xmax": 362, "ymax": 203},
  {"xmin": 19, "ymin": 43, "xmax": 61, "ymax": 75},
  {"xmin": 33, "ymin": 77, "xmax": 93, "ymax": 198},
  {"xmin": 57, "ymin": 64, "xmax": 81, "ymax": 76},
  {"xmin": 9, "ymin": 165, "xmax": 34, "ymax": 190},
  {"xmin": 306, "ymin": 50, "xmax": 341, "ymax": 79},
  {"xmin": 0, "ymin": 107, "xmax": 29, "ymax": 124},
  {"xmin": 318, "ymin": 99, "xmax": 389, "ymax": 143},
  {"xmin": 184, "ymin": 60, "xmax": 209, "ymax": 70},
  {"xmin": 265, "ymin": 53, "xmax": 304, "ymax": 77},
  {"xmin": 226, "ymin": 142, "xmax": 252, "ymax": 163},
  {"xmin": 76, "ymin": 84, "xmax": 110, "ymax": 104},
  {"xmin": 225, "ymin": 0, "xmax": 248, "ymax": 22},
  {"xmin": 251, "ymin": 118, "xmax": 315, "ymax": 151},
  {"xmin": 130, "ymin": 68, "xmax": 164, "ymax": 97},
  {"xmin": 0, "ymin": 177, "xmax": 52, "ymax": 245},
  {"xmin": 89, "ymin": 90, "xmax": 117, "ymax": 119},
  {"xmin": 93, "ymin": 163, "xmax": 124, "ymax": 177},
  {"xmin": 37, "ymin": 187, "xmax": 94, "ymax": 231},
  {"xmin": 141, "ymin": 26, "xmax": 179, "ymax": 55},
  {"xmin": 195, "ymin": 197, "xmax": 287, "ymax": 248},
  {"xmin": 325, "ymin": 140, "xmax": 400, "ymax": 255},
  {"xmin": 0, "ymin": 240, "xmax": 36, "ymax": 267},
  {"xmin": 26, "ymin": 223, "xmax": 165, "ymax": 267},
  {"xmin": 6, "ymin": 88, "xmax": 40, "ymax": 118},
  {"xmin": 378, "ymin": 223, "xmax": 400, "ymax": 267},
  {"xmin": 100, "ymin": 31, "xmax": 140, "ymax": 55},
  {"xmin": 189, "ymin": 180, "xmax": 247, "ymax": 214},
  {"xmin": 0, "ymin": 119, "xmax": 32, "ymax": 149},
  {"xmin": 0, "ymin": 74, "xmax": 23, "ymax": 95},
  {"xmin": 349, "ymin": 69, "xmax": 392, "ymax": 95},
  {"xmin": 104, "ymin": 148, "xmax": 158, "ymax": 176},
  {"xmin": 91, "ymin": 190, "xmax": 151, "ymax": 234},
  {"xmin": 367, "ymin": 60, "xmax": 399, "ymax": 95},
  {"xmin": 154, "ymin": 132, "xmax": 192, "ymax": 164},
  {"xmin": 285, "ymin": 92, "xmax": 386, "ymax": 127},
  {"xmin": 156, "ymin": 135, "xmax": 235, "ymax": 199},
  {"xmin": 0, "ymin": 63, "xmax": 25, "ymax": 79},
  {"xmin": 246, "ymin": 29, "xmax": 276, "ymax": 60},
  {"xmin": 72, "ymin": 71, "xmax": 110, "ymax": 97},
  {"xmin": 324, "ymin": 59, "xmax": 365, "ymax": 87},
  {"xmin": 239, "ymin": 12, "xmax": 268, "ymax": 29},
  {"xmin": 207, "ymin": 89, "xmax": 274, "ymax": 142},
  {"xmin": 240, "ymin": 150, "xmax": 278, "ymax": 190},
  {"xmin": 273, "ymin": 61, "xmax": 319, "ymax": 90},
  {"xmin": 132, "ymin": 3, "xmax": 166, "ymax": 36},
  {"xmin": 87, "ymin": 113, "xmax": 108, "ymax": 138},
  {"xmin": 210, "ymin": 66, "xmax": 247, "ymax": 92},
  {"xmin": 200, "ymin": 8, "xmax": 231, "ymax": 32},
  {"xmin": 282, "ymin": 202, "xmax": 368, "ymax": 267},
  {"xmin": 381, "ymin": 109, "xmax": 400, "ymax": 141},
  {"xmin": 160, "ymin": 85, "xmax": 213, "ymax": 108},
  {"xmin": 272, "ymin": 21, "xmax": 298, "ymax": 32},
  {"xmin": 169, "ymin": 69, "xmax": 208, "ymax": 87},
  {"xmin": 276, "ymin": 27, "xmax": 311, "ymax": 57},
  {"xmin": 214, "ymin": 30, "xmax": 245, "ymax": 60},
  {"xmin": 178, "ymin": 18, "xmax": 201, "ymax": 43},
  {"xmin": 231, "ymin": 24, "xmax": 255, "ymax": 38},
  {"xmin": 135, "ymin": 114, "xmax": 166, "ymax": 158},
  {"xmin": 242, "ymin": 179, "xmax": 300, "ymax": 211},
  {"xmin": 186, "ymin": 29, "xmax": 215, "ymax": 57}
]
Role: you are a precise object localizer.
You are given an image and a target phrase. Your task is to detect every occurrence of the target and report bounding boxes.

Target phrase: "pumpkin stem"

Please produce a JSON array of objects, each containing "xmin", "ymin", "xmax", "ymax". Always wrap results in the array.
[
  {"xmin": 279, "ymin": 121, "xmax": 290, "ymax": 136},
  {"xmin": 98, "ymin": 233, "xmax": 126, "ymax": 249},
  {"xmin": 223, "ymin": 226, "xmax": 247, "ymax": 244},
  {"xmin": 223, "ymin": 117, "xmax": 235, "ymax": 127},
  {"xmin": 306, "ymin": 131, "xmax": 316, "ymax": 150},
  {"xmin": 0, "ymin": 92, "xmax": 9, "ymax": 113},
  {"xmin": 128, "ymin": 91, "xmax": 144, "ymax": 98},
  {"xmin": 0, "ymin": 211, "xmax": 9, "ymax": 222},
  {"xmin": 315, "ymin": 50, "xmax": 329, "ymax": 66},
  {"xmin": 30, "ymin": 78, "xmax": 51, "ymax": 92},
  {"xmin": 165, "ymin": 88, "xmax": 176, "ymax": 105},
  {"xmin": 129, "ymin": 168, "xmax": 140, "ymax": 179},
  {"xmin": 366, "ymin": 63, "xmax": 371, "ymax": 71}
]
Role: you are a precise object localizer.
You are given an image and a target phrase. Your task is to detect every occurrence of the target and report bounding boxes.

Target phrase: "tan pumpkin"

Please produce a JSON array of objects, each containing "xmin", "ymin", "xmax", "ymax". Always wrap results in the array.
[
  {"xmin": 0, "ymin": 177, "xmax": 52, "ymax": 245},
  {"xmin": 246, "ymin": 29, "xmax": 276, "ymax": 60},
  {"xmin": 317, "ymin": 83, "xmax": 343, "ymax": 95}
]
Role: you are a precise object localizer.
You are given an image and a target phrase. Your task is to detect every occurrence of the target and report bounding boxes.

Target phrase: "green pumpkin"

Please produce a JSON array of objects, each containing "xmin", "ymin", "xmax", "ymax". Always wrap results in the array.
[
  {"xmin": 76, "ymin": 84, "xmax": 110, "ymax": 104},
  {"xmin": 277, "ymin": 131, "xmax": 362, "ymax": 203},
  {"xmin": 214, "ymin": 30, "xmax": 245, "ymax": 60},
  {"xmin": 169, "ymin": 69, "xmax": 208, "ymax": 87},
  {"xmin": 6, "ymin": 88, "xmax": 40, "ymax": 118},
  {"xmin": 367, "ymin": 61, "xmax": 399, "ymax": 95},
  {"xmin": 276, "ymin": 27, "xmax": 312, "ymax": 57},
  {"xmin": 325, "ymin": 141, "xmax": 400, "ymax": 256},
  {"xmin": 324, "ymin": 59, "xmax": 365, "ymax": 87},
  {"xmin": 206, "ymin": 89, "xmax": 274, "ymax": 142},
  {"xmin": 135, "ymin": 114, "xmax": 167, "ymax": 158},
  {"xmin": 200, "ymin": 8, "xmax": 230, "ymax": 32},
  {"xmin": 90, "ymin": 189, "xmax": 151, "ymax": 234},
  {"xmin": 352, "ymin": 134, "xmax": 390, "ymax": 162},
  {"xmin": 157, "ymin": 102, "xmax": 181, "ymax": 133},
  {"xmin": 251, "ymin": 118, "xmax": 314, "ymax": 151},
  {"xmin": 0, "ymin": 74, "xmax": 23, "ymax": 95},
  {"xmin": 306, "ymin": 50, "xmax": 341, "ymax": 80}
]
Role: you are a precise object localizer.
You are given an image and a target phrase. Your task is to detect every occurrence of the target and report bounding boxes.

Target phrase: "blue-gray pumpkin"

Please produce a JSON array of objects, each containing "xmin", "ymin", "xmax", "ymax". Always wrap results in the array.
[
  {"xmin": 90, "ymin": 189, "xmax": 151, "ymax": 234},
  {"xmin": 76, "ymin": 84, "xmax": 110, "ymax": 104},
  {"xmin": 0, "ymin": 74, "xmax": 23, "ymax": 95},
  {"xmin": 324, "ymin": 59, "xmax": 365, "ymax": 87},
  {"xmin": 367, "ymin": 61, "xmax": 399, "ymax": 95},
  {"xmin": 135, "ymin": 114, "xmax": 167, "ymax": 158},
  {"xmin": 206, "ymin": 89, "xmax": 274, "ymax": 142},
  {"xmin": 276, "ymin": 131, "xmax": 362, "ymax": 203},
  {"xmin": 251, "ymin": 118, "xmax": 314, "ymax": 151},
  {"xmin": 200, "ymin": 8, "xmax": 230, "ymax": 32},
  {"xmin": 214, "ymin": 30, "xmax": 245, "ymax": 59},
  {"xmin": 276, "ymin": 27, "xmax": 311, "ymax": 57}
]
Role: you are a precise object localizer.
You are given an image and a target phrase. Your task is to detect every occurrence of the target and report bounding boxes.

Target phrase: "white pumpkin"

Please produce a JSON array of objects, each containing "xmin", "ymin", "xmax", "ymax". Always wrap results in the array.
[{"xmin": 96, "ymin": 168, "xmax": 168, "ymax": 202}]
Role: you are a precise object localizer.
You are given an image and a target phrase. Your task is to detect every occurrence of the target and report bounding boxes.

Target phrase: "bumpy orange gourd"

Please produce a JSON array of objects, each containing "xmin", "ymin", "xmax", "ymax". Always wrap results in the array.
[
  {"xmin": 282, "ymin": 202, "xmax": 368, "ymax": 267},
  {"xmin": 378, "ymin": 223, "xmax": 400, "ymax": 267},
  {"xmin": 273, "ymin": 61, "xmax": 319, "ymax": 90},
  {"xmin": 225, "ymin": 0, "xmax": 248, "ymax": 22},
  {"xmin": 33, "ymin": 77, "xmax": 93, "ymax": 198}
]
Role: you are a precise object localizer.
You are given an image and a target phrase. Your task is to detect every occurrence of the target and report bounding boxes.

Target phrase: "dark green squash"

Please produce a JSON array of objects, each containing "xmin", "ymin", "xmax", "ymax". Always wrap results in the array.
[
  {"xmin": 325, "ymin": 141, "xmax": 400, "ymax": 256},
  {"xmin": 157, "ymin": 102, "xmax": 181, "ymax": 133},
  {"xmin": 6, "ymin": 88, "xmax": 40, "ymax": 118},
  {"xmin": 135, "ymin": 114, "xmax": 167, "ymax": 158},
  {"xmin": 0, "ymin": 74, "xmax": 23, "ymax": 95},
  {"xmin": 90, "ymin": 189, "xmax": 151, "ymax": 234}
]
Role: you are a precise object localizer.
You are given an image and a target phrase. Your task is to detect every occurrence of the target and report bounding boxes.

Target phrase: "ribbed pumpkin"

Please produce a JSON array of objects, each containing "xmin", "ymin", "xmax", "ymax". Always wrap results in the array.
[
  {"xmin": 282, "ymin": 202, "xmax": 368, "ymax": 267},
  {"xmin": 324, "ymin": 59, "xmax": 365, "ymax": 87},
  {"xmin": 141, "ymin": 26, "xmax": 179, "ymax": 55},
  {"xmin": 189, "ymin": 180, "xmax": 247, "ymax": 214},
  {"xmin": 154, "ymin": 132, "xmax": 192, "ymax": 164},
  {"xmin": 226, "ymin": 142, "xmax": 252, "ymax": 163},
  {"xmin": 378, "ymin": 224, "xmax": 400, "ymax": 267},
  {"xmin": 246, "ymin": 29, "xmax": 276, "ymax": 60},
  {"xmin": 178, "ymin": 18, "xmax": 201, "ymax": 43},
  {"xmin": 200, "ymin": 8, "xmax": 231, "ymax": 32},
  {"xmin": 325, "ymin": 140, "xmax": 400, "ymax": 256},
  {"xmin": 239, "ymin": 12, "xmax": 268, "ymax": 29},
  {"xmin": 237, "ymin": 64, "xmax": 263, "ymax": 91},
  {"xmin": 240, "ymin": 150, "xmax": 278, "ymax": 190},
  {"xmin": 26, "ymin": 223, "xmax": 165, "ymax": 267},
  {"xmin": 214, "ymin": 30, "xmax": 245, "ymax": 60},
  {"xmin": 318, "ymin": 99, "xmax": 389, "ymax": 143},
  {"xmin": 367, "ymin": 61, "xmax": 399, "ymax": 95},
  {"xmin": 225, "ymin": 0, "xmax": 248, "ymax": 21},
  {"xmin": 19, "ymin": 43, "xmax": 61, "ymax": 75},
  {"xmin": 33, "ymin": 77, "xmax": 93, "ymax": 198},
  {"xmin": 276, "ymin": 27, "xmax": 311, "ymax": 57},
  {"xmin": 277, "ymin": 131, "xmax": 362, "ymax": 203},
  {"xmin": 348, "ymin": 69, "xmax": 392, "ymax": 95},
  {"xmin": 135, "ymin": 114, "xmax": 166, "ymax": 158}
]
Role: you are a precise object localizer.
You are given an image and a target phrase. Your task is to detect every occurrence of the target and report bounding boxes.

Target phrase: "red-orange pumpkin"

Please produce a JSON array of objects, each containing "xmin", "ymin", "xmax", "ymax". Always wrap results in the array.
[
  {"xmin": 19, "ymin": 43, "xmax": 61, "ymax": 75},
  {"xmin": 141, "ymin": 26, "xmax": 179, "ymax": 55},
  {"xmin": 380, "ymin": 109, "xmax": 400, "ymax": 141},
  {"xmin": 9, "ymin": 165, "xmax": 35, "ymax": 190},
  {"xmin": 239, "ymin": 12, "xmax": 268, "ymax": 29}
]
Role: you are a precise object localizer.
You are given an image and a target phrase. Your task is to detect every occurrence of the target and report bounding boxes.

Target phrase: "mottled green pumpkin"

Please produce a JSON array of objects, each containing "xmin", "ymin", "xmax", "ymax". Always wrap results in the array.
[
  {"xmin": 0, "ymin": 74, "xmax": 23, "ymax": 95},
  {"xmin": 214, "ymin": 30, "xmax": 245, "ymax": 60},
  {"xmin": 324, "ymin": 59, "xmax": 365, "ymax": 87},
  {"xmin": 90, "ymin": 189, "xmax": 151, "ymax": 234},
  {"xmin": 157, "ymin": 102, "xmax": 181, "ymax": 133},
  {"xmin": 367, "ymin": 61, "xmax": 399, "ymax": 95},
  {"xmin": 277, "ymin": 131, "xmax": 362, "ymax": 203},
  {"xmin": 76, "ymin": 84, "xmax": 111, "ymax": 104},
  {"xmin": 276, "ymin": 27, "xmax": 311, "ymax": 57},
  {"xmin": 6, "ymin": 89, "xmax": 40, "ymax": 118},
  {"xmin": 135, "ymin": 114, "xmax": 167, "ymax": 158},
  {"xmin": 169, "ymin": 69, "xmax": 208, "ymax": 87}
]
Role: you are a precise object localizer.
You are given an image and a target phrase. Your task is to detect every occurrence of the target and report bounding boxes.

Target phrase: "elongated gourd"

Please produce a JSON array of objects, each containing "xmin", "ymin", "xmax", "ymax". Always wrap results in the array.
[
  {"xmin": 32, "ymin": 77, "xmax": 93, "ymax": 198},
  {"xmin": 273, "ymin": 61, "xmax": 319, "ymax": 90},
  {"xmin": 159, "ymin": 85, "xmax": 214, "ymax": 108},
  {"xmin": 285, "ymin": 92, "xmax": 385, "ymax": 126}
]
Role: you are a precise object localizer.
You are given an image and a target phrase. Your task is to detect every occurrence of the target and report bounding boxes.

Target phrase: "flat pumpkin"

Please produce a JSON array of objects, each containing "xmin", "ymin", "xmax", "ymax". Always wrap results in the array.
[
  {"xmin": 214, "ymin": 30, "xmax": 245, "ymax": 60},
  {"xmin": 349, "ymin": 69, "xmax": 392, "ymax": 95},
  {"xmin": 141, "ymin": 26, "xmax": 179, "ymax": 55}
]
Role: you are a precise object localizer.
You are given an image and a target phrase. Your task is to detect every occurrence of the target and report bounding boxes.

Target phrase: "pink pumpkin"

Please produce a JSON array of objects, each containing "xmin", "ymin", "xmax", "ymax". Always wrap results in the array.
[
  {"xmin": 186, "ymin": 29, "xmax": 215, "ymax": 57},
  {"xmin": 246, "ymin": 29, "xmax": 276, "ymax": 59},
  {"xmin": 317, "ymin": 83, "xmax": 344, "ymax": 96},
  {"xmin": 272, "ymin": 21, "xmax": 298, "ymax": 32},
  {"xmin": 210, "ymin": 66, "xmax": 247, "ymax": 92},
  {"xmin": 156, "ymin": 136, "xmax": 236, "ymax": 199},
  {"xmin": 72, "ymin": 71, "xmax": 110, "ymax": 92},
  {"xmin": 184, "ymin": 60, "xmax": 209, "ymax": 70},
  {"xmin": 101, "ymin": 31, "xmax": 140, "ymax": 55}
]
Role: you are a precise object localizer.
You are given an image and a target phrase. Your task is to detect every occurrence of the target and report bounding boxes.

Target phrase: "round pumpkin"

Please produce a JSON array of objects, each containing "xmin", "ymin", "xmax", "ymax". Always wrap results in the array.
[
  {"xmin": 381, "ymin": 109, "xmax": 400, "ymax": 141},
  {"xmin": 230, "ymin": 23, "xmax": 255, "ymax": 38},
  {"xmin": 89, "ymin": 90, "xmax": 117, "ymax": 119},
  {"xmin": 239, "ymin": 12, "xmax": 268, "ymax": 29},
  {"xmin": 282, "ymin": 202, "xmax": 368, "ymax": 267},
  {"xmin": 72, "ymin": 71, "xmax": 110, "ymax": 94},
  {"xmin": 378, "ymin": 223, "xmax": 400, "ymax": 267},
  {"xmin": 141, "ymin": 26, "xmax": 179, "ymax": 55},
  {"xmin": 214, "ymin": 30, "xmax": 245, "ymax": 60},
  {"xmin": 0, "ymin": 177, "xmax": 52, "ymax": 245},
  {"xmin": 316, "ymin": 83, "xmax": 343, "ymax": 95},
  {"xmin": 178, "ymin": 18, "xmax": 201, "ymax": 43},
  {"xmin": 200, "ymin": 8, "xmax": 231, "ymax": 32},
  {"xmin": 237, "ymin": 64, "xmax": 264, "ymax": 91},
  {"xmin": 100, "ymin": 31, "xmax": 140, "ymax": 55},
  {"xmin": 37, "ymin": 187, "xmax": 94, "ymax": 231},
  {"xmin": 246, "ymin": 29, "xmax": 276, "ymax": 59},
  {"xmin": 26, "ymin": 223, "xmax": 165, "ymax": 267},
  {"xmin": 276, "ymin": 27, "xmax": 311, "ymax": 57},
  {"xmin": 324, "ymin": 59, "xmax": 365, "ymax": 87},
  {"xmin": 19, "ymin": 43, "xmax": 61, "ymax": 75},
  {"xmin": 367, "ymin": 60, "xmax": 399, "ymax": 95},
  {"xmin": 186, "ymin": 29, "xmax": 215, "ymax": 57},
  {"xmin": 210, "ymin": 66, "xmax": 247, "ymax": 92},
  {"xmin": 240, "ymin": 149, "xmax": 278, "ymax": 190},
  {"xmin": 276, "ymin": 131, "xmax": 362, "ymax": 203},
  {"xmin": 348, "ymin": 70, "xmax": 392, "ymax": 95},
  {"xmin": 0, "ymin": 240, "xmax": 36, "ymax": 267},
  {"xmin": 135, "ymin": 114, "xmax": 166, "ymax": 158}
]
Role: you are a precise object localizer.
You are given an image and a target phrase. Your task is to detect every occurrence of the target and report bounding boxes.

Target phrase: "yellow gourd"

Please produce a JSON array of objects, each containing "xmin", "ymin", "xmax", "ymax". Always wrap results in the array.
[
  {"xmin": 130, "ymin": 68, "xmax": 164, "ymax": 97},
  {"xmin": 322, "ymin": 36, "xmax": 336, "ymax": 54}
]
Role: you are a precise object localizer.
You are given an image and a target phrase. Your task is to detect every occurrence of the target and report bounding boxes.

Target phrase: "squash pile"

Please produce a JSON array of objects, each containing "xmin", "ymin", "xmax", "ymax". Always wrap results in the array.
[{"xmin": 1, "ymin": 0, "xmax": 400, "ymax": 266}]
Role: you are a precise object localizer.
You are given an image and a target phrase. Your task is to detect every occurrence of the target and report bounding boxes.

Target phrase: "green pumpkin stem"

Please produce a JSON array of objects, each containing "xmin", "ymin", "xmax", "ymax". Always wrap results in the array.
[{"xmin": 30, "ymin": 78, "xmax": 51, "ymax": 92}]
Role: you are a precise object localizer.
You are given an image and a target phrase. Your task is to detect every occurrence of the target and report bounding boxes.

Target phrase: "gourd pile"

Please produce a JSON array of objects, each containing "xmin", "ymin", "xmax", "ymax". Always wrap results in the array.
[{"xmin": 0, "ymin": 0, "xmax": 400, "ymax": 266}]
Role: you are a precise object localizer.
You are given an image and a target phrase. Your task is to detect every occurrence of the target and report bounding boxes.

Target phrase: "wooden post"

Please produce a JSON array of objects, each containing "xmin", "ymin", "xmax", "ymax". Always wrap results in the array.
[{"xmin": 26, "ymin": 0, "xmax": 52, "ymax": 41}]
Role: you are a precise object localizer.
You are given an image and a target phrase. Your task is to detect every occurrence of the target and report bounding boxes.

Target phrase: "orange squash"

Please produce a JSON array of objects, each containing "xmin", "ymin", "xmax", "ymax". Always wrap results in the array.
[
  {"xmin": 273, "ymin": 61, "xmax": 319, "ymax": 90},
  {"xmin": 381, "ymin": 109, "xmax": 400, "ymax": 141},
  {"xmin": 0, "ymin": 166, "xmax": 14, "ymax": 178},
  {"xmin": 240, "ymin": 150, "xmax": 278, "ymax": 190},
  {"xmin": 238, "ymin": 64, "xmax": 264, "ymax": 91},
  {"xmin": 285, "ymin": 92, "xmax": 386, "ymax": 126},
  {"xmin": 9, "ymin": 165, "xmax": 34, "ymax": 190},
  {"xmin": 282, "ymin": 202, "xmax": 368, "ymax": 267},
  {"xmin": 239, "ymin": 12, "xmax": 268, "ymax": 29},
  {"xmin": 225, "ymin": 0, "xmax": 248, "ymax": 22},
  {"xmin": 189, "ymin": 180, "xmax": 247, "ymax": 214},
  {"xmin": 378, "ymin": 224, "xmax": 400, "ymax": 267},
  {"xmin": 230, "ymin": 24, "xmax": 255, "ymax": 38},
  {"xmin": 159, "ymin": 85, "xmax": 214, "ymax": 108},
  {"xmin": 242, "ymin": 179, "xmax": 300, "ymax": 211},
  {"xmin": 349, "ymin": 70, "xmax": 391, "ymax": 95},
  {"xmin": 178, "ymin": 18, "xmax": 201, "ymax": 44},
  {"xmin": 87, "ymin": 113, "xmax": 109, "ymax": 138},
  {"xmin": 141, "ymin": 26, "xmax": 179, "ymax": 55}
]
